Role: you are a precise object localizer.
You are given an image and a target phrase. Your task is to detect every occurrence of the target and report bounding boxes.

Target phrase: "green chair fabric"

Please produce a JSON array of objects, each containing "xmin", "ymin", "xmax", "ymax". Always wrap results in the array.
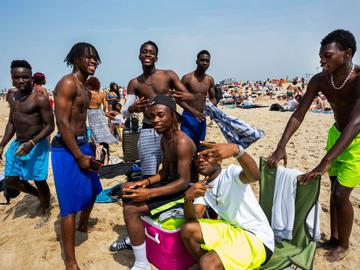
[{"xmin": 259, "ymin": 157, "xmax": 320, "ymax": 270}]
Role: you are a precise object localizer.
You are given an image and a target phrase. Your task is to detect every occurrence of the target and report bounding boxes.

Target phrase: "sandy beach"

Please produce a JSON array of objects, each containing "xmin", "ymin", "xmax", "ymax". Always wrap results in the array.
[{"xmin": 0, "ymin": 98, "xmax": 359, "ymax": 270}]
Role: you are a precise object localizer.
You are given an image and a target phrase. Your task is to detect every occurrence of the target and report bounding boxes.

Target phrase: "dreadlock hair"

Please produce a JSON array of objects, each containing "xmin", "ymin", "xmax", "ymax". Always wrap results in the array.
[
  {"xmin": 140, "ymin": 41, "xmax": 159, "ymax": 56},
  {"xmin": 85, "ymin": 76, "xmax": 101, "ymax": 90},
  {"xmin": 165, "ymin": 111, "xmax": 180, "ymax": 149},
  {"xmin": 197, "ymin": 50, "xmax": 211, "ymax": 59},
  {"xmin": 321, "ymin": 29, "xmax": 357, "ymax": 56},
  {"xmin": 64, "ymin": 42, "xmax": 101, "ymax": 66},
  {"xmin": 10, "ymin": 60, "xmax": 32, "ymax": 70}
]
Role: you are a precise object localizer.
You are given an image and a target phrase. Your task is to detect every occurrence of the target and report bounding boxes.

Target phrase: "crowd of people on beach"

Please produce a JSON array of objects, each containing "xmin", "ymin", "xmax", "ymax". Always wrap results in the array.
[{"xmin": 0, "ymin": 29, "xmax": 360, "ymax": 270}]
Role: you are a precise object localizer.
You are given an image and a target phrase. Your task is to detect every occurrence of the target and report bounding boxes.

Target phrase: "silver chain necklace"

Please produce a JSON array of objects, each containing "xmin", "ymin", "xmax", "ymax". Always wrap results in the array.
[{"xmin": 330, "ymin": 64, "xmax": 355, "ymax": 90}]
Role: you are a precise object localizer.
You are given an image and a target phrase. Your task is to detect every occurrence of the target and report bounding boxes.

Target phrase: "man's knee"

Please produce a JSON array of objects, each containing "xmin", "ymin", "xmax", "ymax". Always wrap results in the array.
[
  {"xmin": 199, "ymin": 252, "xmax": 223, "ymax": 270},
  {"xmin": 332, "ymin": 185, "xmax": 351, "ymax": 205},
  {"xmin": 123, "ymin": 203, "xmax": 146, "ymax": 221},
  {"xmin": 6, "ymin": 176, "xmax": 20, "ymax": 187},
  {"xmin": 181, "ymin": 221, "xmax": 200, "ymax": 241}
]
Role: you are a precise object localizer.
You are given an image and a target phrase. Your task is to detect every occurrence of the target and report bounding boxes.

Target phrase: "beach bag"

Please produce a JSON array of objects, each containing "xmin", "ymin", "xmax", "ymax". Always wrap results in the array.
[
  {"xmin": 0, "ymin": 177, "xmax": 20, "ymax": 204},
  {"xmin": 141, "ymin": 216, "xmax": 195, "ymax": 270},
  {"xmin": 122, "ymin": 115, "xmax": 140, "ymax": 162},
  {"xmin": 270, "ymin": 103, "xmax": 285, "ymax": 112}
]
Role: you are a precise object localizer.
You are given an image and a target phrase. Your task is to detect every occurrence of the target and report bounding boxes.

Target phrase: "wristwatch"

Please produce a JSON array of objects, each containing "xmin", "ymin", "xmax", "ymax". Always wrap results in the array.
[{"xmin": 233, "ymin": 145, "xmax": 245, "ymax": 159}]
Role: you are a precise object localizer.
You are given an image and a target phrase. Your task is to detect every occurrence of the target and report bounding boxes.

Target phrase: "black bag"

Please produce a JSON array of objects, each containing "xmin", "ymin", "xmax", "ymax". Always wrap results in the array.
[
  {"xmin": 270, "ymin": 103, "xmax": 285, "ymax": 112},
  {"xmin": 124, "ymin": 115, "xmax": 139, "ymax": 132},
  {"xmin": 0, "ymin": 179, "xmax": 20, "ymax": 204},
  {"xmin": 122, "ymin": 115, "xmax": 140, "ymax": 162}
]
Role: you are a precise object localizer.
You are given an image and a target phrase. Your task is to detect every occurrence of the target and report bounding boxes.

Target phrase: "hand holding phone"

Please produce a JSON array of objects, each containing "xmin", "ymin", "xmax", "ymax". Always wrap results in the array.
[{"xmin": 89, "ymin": 158, "xmax": 103, "ymax": 173}]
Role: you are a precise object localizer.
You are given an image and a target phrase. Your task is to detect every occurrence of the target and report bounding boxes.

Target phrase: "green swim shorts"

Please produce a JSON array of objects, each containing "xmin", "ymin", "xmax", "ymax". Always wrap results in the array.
[{"xmin": 326, "ymin": 124, "xmax": 360, "ymax": 188}]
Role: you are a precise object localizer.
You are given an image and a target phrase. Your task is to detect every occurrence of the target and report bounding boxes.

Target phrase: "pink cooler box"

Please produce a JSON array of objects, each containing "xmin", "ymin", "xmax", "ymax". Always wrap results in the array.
[{"xmin": 141, "ymin": 216, "xmax": 195, "ymax": 270}]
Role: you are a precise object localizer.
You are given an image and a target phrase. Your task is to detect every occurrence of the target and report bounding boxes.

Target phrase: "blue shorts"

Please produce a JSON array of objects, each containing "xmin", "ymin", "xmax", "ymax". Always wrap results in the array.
[
  {"xmin": 5, "ymin": 139, "xmax": 49, "ymax": 181},
  {"xmin": 51, "ymin": 142, "xmax": 102, "ymax": 217},
  {"xmin": 180, "ymin": 110, "xmax": 206, "ymax": 146}
]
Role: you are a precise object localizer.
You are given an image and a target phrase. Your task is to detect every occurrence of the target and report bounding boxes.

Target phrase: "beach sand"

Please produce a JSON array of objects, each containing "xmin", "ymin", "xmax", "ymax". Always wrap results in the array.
[{"xmin": 0, "ymin": 99, "xmax": 359, "ymax": 269}]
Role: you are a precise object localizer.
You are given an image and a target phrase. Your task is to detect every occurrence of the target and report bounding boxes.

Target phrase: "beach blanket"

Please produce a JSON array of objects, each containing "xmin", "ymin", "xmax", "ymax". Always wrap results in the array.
[
  {"xmin": 96, "ymin": 184, "xmax": 122, "ymax": 203},
  {"xmin": 88, "ymin": 109, "xmax": 118, "ymax": 145},
  {"xmin": 205, "ymin": 100, "xmax": 264, "ymax": 148}
]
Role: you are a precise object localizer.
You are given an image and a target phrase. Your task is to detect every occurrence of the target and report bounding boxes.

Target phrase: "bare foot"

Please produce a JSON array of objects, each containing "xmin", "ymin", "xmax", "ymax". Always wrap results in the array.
[
  {"xmin": 34, "ymin": 209, "xmax": 51, "ymax": 229},
  {"xmin": 325, "ymin": 245, "xmax": 348, "ymax": 262},
  {"xmin": 318, "ymin": 237, "xmax": 339, "ymax": 250}
]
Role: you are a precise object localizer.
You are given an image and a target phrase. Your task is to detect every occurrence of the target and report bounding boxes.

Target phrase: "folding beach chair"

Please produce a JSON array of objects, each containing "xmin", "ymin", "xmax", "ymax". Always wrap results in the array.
[{"xmin": 259, "ymin": 157, "xmax": 320, "ymax": 270}]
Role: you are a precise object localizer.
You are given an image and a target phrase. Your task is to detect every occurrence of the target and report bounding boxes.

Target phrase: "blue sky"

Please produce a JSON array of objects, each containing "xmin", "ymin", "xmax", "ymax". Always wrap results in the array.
[{"xmin": 1, "ymin": 0, "xmax": 359, "ymax": 90}]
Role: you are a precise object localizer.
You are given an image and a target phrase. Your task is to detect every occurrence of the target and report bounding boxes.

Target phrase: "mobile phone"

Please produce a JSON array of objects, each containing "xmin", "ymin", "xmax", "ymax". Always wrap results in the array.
[{"xmin": 89, "ymin": 159, "xmax": 103, "ymax": 173}]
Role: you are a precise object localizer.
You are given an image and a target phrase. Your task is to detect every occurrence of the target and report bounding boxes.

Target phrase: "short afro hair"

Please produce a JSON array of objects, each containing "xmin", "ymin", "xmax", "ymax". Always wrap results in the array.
[
  {"xmin": 11, "ymin": 60, "xmax": 32, "ymax": 70},
  {"xmin": 197, "ymin": 50, "xmax": 211, "ymax": 59},
  {"xmin": 140, "ymin": 41, "xmax": 158, "ymax": 56},
  {"xmin": 85, "ymin": 76, "xmax": 101, "ymax": 90},
  {"xmin": 321, "ymin": 29, "xmax": 357, "ymax": 56}
]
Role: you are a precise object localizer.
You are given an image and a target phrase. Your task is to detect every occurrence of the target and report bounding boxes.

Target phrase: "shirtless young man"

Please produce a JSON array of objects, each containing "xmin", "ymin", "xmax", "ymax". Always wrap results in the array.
[
  {"xmin": 0, "ymin": 60, "xmax": 54, "ymax": 223},
  {"xmin": 181, "ymin": 50, "xmax": 217, "ymax": 146},
  {"xmin": 268, "ymin": 29, "xmax": 360, "ymax": 262},
  {"xmin": 122, "ymin": 41, "xmax": 197, "ymax": 178},
  {"xmin": 52, "ymin": 42, "xmax": 103, "ymax": 270},
  {"xmin": 112, "ymin": 95, "xmax": 196, "ymax": 270}
]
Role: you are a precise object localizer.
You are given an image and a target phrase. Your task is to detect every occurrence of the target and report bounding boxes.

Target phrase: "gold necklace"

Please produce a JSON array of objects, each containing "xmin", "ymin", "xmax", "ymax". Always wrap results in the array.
[{"xmin": 142, "ymin": 74, "xmax": 153, "ymax": 86}]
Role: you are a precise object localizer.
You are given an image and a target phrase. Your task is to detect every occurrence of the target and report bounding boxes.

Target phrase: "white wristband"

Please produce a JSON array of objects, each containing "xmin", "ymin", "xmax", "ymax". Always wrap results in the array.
[{"xmin": 233, "ymin": 145, "xmax": 245, "ymax": 159}]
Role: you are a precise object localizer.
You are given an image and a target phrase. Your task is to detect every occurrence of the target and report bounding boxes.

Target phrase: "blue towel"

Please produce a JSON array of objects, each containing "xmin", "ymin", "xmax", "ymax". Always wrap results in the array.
[{"xmin": 96, "ymin": 184, "xmax": 122, "ymax": 203}]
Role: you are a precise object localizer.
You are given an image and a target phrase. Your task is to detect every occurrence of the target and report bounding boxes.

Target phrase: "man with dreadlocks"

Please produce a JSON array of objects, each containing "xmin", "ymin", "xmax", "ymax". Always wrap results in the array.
[
  {"xmin": 0, "ymin": 60, "xmax": 54, "ymax": 225},
  {"xmin": 51, "ymin": 42, "xmax": 103, "ymax": 270},
  {"xmin": 268, "ymin": 29, "xmax": 360, "ymax": 261},
  {"xmin": 110, "ymin": 95, "xmax": 196, "ymax": 270}
]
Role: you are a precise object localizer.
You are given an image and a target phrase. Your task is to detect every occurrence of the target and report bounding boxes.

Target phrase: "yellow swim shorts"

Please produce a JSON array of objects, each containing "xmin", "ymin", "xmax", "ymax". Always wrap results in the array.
[
  {"xmin": 326, "ymin": 124, "xmax": 360, "ymax": 188},
  {"xmin": 198, "ymin": 219, "xmax": 266, "ymax": 270}
]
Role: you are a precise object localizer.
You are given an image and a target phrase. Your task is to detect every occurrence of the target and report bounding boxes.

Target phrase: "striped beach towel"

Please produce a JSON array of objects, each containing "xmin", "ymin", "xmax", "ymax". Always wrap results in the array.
[{"xmin": 205, "ymin": 100, "xmax": 264, "ymax": 148}]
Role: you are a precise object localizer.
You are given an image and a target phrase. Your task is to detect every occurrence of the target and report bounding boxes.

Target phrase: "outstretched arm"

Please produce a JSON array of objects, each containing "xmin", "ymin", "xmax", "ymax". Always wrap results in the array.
[
  {"xmin": 267, "ymin": 77, "xmax": 318, "ymax": 167},
  {"xmin": 170, "ymin": 71, "xmax": 205, "ymax": 121},
  {"xmin": 199, "ymin": 141, "xmax": 260, "ymax": 184},
  {"xmin": 300, "ymin": 78, "xmax": 360, "ymax": 184}
]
